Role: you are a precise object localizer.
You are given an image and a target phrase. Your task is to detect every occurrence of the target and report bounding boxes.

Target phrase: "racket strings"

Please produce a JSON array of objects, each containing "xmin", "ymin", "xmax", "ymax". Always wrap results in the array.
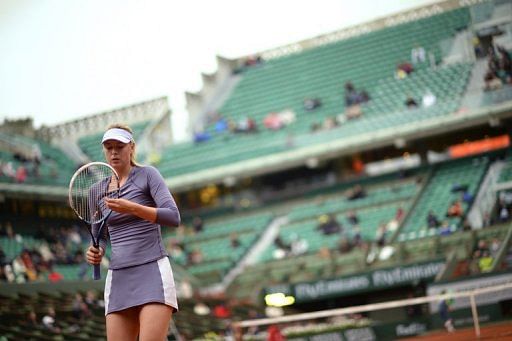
[{"xmin": 69, "ymin": 164, "xmax": 119, "ymax": 224}]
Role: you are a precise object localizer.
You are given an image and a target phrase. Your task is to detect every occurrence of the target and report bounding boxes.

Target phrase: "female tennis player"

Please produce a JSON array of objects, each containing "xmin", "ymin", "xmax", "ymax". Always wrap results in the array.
[{"xmin": 85, "ymin": 124, "xmax": 180, "ymax": 340}]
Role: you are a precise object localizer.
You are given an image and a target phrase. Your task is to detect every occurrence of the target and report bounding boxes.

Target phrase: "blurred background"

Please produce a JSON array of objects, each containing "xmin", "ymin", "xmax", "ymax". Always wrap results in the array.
[{"xmin": 1, "ymin": 0, "xmax": 512, "ymax": 339}]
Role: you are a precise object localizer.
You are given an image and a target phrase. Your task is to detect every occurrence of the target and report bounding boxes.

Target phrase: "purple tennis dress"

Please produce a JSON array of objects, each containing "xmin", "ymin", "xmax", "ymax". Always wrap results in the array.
[{"xmin": 93, "ymin": 165, "xmax": 180, "ymax": 315}]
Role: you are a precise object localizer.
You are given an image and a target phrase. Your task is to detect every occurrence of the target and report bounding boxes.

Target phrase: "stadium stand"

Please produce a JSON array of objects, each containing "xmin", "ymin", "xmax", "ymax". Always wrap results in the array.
[{"xmin": 2, "ymin": 0, "xmax": 512, "ymax": 339}]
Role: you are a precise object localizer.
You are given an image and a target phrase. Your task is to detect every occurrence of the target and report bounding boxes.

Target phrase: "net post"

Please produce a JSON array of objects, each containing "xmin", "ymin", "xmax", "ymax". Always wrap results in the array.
[{"xmin": 469, "ymin": 293, "xmax": 480, "ymax": 338}]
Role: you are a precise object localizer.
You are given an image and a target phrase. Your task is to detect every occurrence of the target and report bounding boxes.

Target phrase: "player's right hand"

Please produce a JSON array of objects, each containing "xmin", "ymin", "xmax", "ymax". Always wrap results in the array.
[{"xmin": 86, "ymin": 246, "xmax": 104, "ymax": 265}]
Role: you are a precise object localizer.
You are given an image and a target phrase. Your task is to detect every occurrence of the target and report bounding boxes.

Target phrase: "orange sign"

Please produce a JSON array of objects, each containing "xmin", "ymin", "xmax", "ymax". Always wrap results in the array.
[{"xmin": 449, "ymin": 135, "xmax": 510, "ymax": 158}]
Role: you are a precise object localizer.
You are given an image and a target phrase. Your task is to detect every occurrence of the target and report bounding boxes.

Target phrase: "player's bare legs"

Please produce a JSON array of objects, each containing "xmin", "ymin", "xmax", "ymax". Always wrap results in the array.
[
  {"xmin": 106, "ymin": 306, "xmax": 140, "ymax": 341},
  {"xmin": 138, "ymin": 303, "xmax": 173, "ymax": 341}
]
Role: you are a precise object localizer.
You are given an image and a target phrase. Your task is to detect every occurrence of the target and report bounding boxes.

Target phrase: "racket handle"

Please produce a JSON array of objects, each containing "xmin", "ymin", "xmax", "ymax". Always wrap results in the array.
[{"xmin": 93, "ymin": 264, "xmax": 101, "ymax": 280}]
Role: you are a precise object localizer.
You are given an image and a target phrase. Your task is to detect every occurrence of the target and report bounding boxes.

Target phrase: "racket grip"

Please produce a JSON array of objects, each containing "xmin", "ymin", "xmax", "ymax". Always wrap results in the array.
[{"xmin": 93, "ymin": 264, "xmax": 101, "ymax": 280}]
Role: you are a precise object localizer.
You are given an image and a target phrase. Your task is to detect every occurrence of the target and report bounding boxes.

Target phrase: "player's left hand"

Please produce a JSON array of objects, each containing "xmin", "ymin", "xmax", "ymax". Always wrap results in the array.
[{"xmin": 105, "ymin": 198, "xmax": 137, "ymax": 214}]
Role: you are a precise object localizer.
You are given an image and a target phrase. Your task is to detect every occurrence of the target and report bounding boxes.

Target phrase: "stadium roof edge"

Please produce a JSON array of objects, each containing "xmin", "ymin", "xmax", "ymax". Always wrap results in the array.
[
  {"xmin": 37, "ymin": 96, "xmax": 170, "ymax": 143},
  {"xmin": 164, "ymin": 100, "xmax": 512, "ymax": 192},
  {"xmin": 237, "ymin": 0, "xmax": 484, "ymax": 62}
]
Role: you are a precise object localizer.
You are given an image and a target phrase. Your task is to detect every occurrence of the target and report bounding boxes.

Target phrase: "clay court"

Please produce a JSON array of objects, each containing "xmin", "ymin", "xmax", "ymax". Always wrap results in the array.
[{"xmin": 403, "ymin": 322, "xmax": 512, "ymax": 340}]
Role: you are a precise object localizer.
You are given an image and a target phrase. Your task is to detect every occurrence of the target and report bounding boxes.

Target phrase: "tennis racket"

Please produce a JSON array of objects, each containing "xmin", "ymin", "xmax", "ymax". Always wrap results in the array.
[{"xmin": 68, "ymin": 162, "xmax": 120, "ymax": 280}]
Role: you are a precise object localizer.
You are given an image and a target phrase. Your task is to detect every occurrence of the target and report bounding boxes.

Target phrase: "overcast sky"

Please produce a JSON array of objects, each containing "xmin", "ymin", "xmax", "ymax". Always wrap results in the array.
[{"xmin": 0, "ymin": 0, "xmax": 440, "ymax": 141}]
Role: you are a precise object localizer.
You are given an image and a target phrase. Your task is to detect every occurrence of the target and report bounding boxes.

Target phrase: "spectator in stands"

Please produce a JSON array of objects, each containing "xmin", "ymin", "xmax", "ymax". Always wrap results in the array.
[
  {"xmin": 411, "ymin": 44, "xmax": 426, "ymax": 64},
  {"xmin": 395, "ymin": 207, "xmax": 405, "ymax": 222},
  {"xmin": 26, "ymin": 310, "xmax": 39, "ymax": 328},
  {"xmin": 490, "ymin": 238, "xmax": 501, "ymax": 258},
  {"xmin": 188, "ymin": 249, "xmax": 203, "ymax": 265},
  {"xmin": 346, "ymin": 210, "xmax": 359, "ymax": 226},
  {"xmin": 263, "ymin": 112, "xmax": 284, "ymax": 130},
  {"xmin": 469, "ymin": 250, "xmax": 481, "ymax": 275},
  {"xmin": 42, "ymin": 307, "xmax": 61, "ymax": 334},
  {"xmin": 478, "ymin": 250, "xmax": 493, "ymax": 272},
  {"xmin": 317, "ymin": 214, "xmax": 342, "ymax": 235},
  {"xmin": 233, "ymin": 116, "xmax": 257, "ymax": 133},
  {"xmin": 72, "ymin": 293, "xmax": 91, "ymax": 321},
  {"xmin": 439, "ymin": 221, "xmax": 452, "ymax": 236},
  {"xmin": 500, "ymin": 202, "xmax": 512, "ymax": 222},
  {"xmin": 47, "ymin": 262, "xmax": 63, "ymax": 283},
  {"xmin": 475, "ymin": 240, "xmax": 489, "ymax": 254},
  {"xmin": 396, "ymin": 62, "xmax": 414, "ymax": 79},
  {"xmin": 338, "ymin": 236, "xmax": 352, "ymax": 254},
  {"xmin": 376, "ymin": 223, "xmax": 387, "ymax": 247},
  {"xmin": 85, "ymin": 290, "xmax": 103, "ymax": 310},
  {"xmin": 230, "ymin": 233, "xmax": 241, "ymax": 249},
  {"xmin": 446, "ymin": 200, "xmax": 463, "ymax": 217},
  {"xmin": 214, "ymin": 116, "xmax": 229, "ymax": 133},
  {"xmin": 243, "ymin": 55, "xmax": 263, "ymax": 67},
  {"xmin": 193, "ymin": 129, "xmax": 211, "ymax": 143},
  {"xmin": 344, "ymin": 82, "xmax": 360, "ymax": 107},
  {"xmin": 192, "ymin": 216, "xmax": 204, "ymax": 233},
  {"xmin": 427, "ymin": 210, "xmax": 441, "ymax": 228},
  {"xmin": 422, "ymin": 90, "xmax": 437, "ymax": 107},
  {"xmin": 290, "ymin": 233, "xmax": 308, "ymax": 256},
  {"xmin": 484, "ymin": 70, "xmax": 502, "ymax": 91},
  {"xmin": 405, "ymin": 96, "xmax": 418, "ymax": 109},
  {"xmin": 345, "ymin": 184, "xmax": 366, "ymax": 200},
  {"xmin": 274, "ymin": 235, "xmax": 291, "ymax": 255},
  {"xmin": 322, "ymin": 117, "xmax": 338, "ymax": 130},
  {"xmin": 303, "ymin": 97, "xmax": 322, "ymax": 112},
  {"xmin": 352, "ymin": 226, "xmax": 362, "ymax": 247}
]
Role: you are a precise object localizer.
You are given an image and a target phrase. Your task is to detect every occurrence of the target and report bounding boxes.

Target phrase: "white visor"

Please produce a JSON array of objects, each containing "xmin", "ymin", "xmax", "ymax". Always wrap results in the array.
[{"xmin": 101, "ymin": 128, "xmax": 133, "ymax": 144}]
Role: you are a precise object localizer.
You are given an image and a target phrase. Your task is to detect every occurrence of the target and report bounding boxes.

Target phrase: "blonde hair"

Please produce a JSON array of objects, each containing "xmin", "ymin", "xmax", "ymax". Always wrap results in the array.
[{"xmin": 105, "ymin": 123, "xmax": 139, "ymax": 166}]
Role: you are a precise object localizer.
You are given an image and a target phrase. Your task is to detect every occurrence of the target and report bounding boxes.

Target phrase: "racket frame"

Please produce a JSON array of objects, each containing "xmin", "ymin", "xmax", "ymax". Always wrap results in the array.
[{"xmin": 68, "ymin": 161, "xmax": 120, "ymax": 280}]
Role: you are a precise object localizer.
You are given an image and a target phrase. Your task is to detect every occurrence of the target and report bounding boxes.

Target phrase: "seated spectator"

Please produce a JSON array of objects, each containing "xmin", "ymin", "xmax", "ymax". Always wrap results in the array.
[
  {"xmin": 263, "ymin": 112, "xmax": 284, "ymax": 130},
  {"xmin": 376, "ymin": 223, "xmax": 387, "ymax": 247},
  {"xmin": 303, "ymin": 98, "xmax": 322, "ymax": 111},
  {"xmin": 278, "ymin": 109, "xmax": 296, "ymax": 125},
  {"xmin": 427, "ymin": 210, "xmax": 441, "ymax": 228},
  {"xmin": 346, "ymin": 210, "xmax": 359, "ymax": 226},
  {"xmin": 317, "ymin": 214, "xmax": 342, "ymax": 235},
  {"xmin": 290, "ymin": 233, "xmax": 308, "ymax": 256},
  {"xmin": 322, "ymin": 117, "xmax": 338, "ymax": 130},
  {"xmin": 395, "ymin": 207, "xmax": 405, "ymax": 222},
  {"xmin": 214, "ymin": 117, "xmax": 229, "ymax": 133},
  {"xmin": 451, "ymin": 183, "xmax": 469, "ymax": 193},
  {"xmin": 273, "ymin": 235, "xmax": 291, "ymax": 259},
  {"xmin": 193, "ymin": 130, "xmax": 211, "ymax": 143},
  {"xmin": 338, "ymin": 236, "xmax": 352, "ymax": 254},
  {"xmin": 192, "ymin": 216, "xmax": 204, "ymax": 233},
  {"xmin": 475, "ymin": 240, "xmax": 489, "ymax": 254},
  {"xmin": 42, "ymin": 307, "xmax": 61, "ymax": 333},
  {"xmin": 230, "ymin": 233, "xmax": 241, "ymax": 249},
  {"xmin": 490, "ymin": 238, "xmax": 501, "ymax": 258},
  {"xmin": 446, "ymin": 200, "xmax": 463, "ymax": 217},
  {"xmin": 47, "ymin": 263, "xmax": 63, "ymax": 283},
  {"xmin": 439, "ymin": 221, "xmax": 452, "ymax": 236},
  {"xmin": 234, "ymin": 117, "xmax": 258, "ymax": 133},
  {"xmin": 396, "ymin": 62, "xmax": 414, "ymax": 79},
  {"xmin": 484, "ymin": 70, "xmax": 502, "ymax": 91},
  {"xmin": 344, "ymin": 82, "xmax": 360, "ymax": 107},
  {"xmin": 461, "ymin": 190, "xmax": 473, "ymax": 205},
  {"xmin": 15, "ymin": 165, "xmax": 27, "ymax": 183},
  {"xmin": 422, "ymin": 90, "xmax": 436, "ymax": 107},
  {"xmin": 352, "ymin": 226, "xmax": 362, "ymax": 247},
  {"xmin": 478, "ymin": 251, "xmax": 493, "ymax": 272},
  {"xmin": 310, "ymin": 122, "xmax": 322, "ymax": 133},
  {"xmin": 345, "ymin": 184, "xmax": 366, "ymax": 200},
  {"xmin": 405, "ymin": 96, "xmax": 418, "ymax": 109},
  {"xmin": 411, "ymin": 44, "xmax": 426, "ymax": 64},
  {"xmin": 244, "ymin": 55, "xmax": 262, "ymax": 67},
  {"xmin": 188, "ymin": 249, "xmax": 203, "ymax": 265},
  {"xmin": 360, "ymin": 90, "xmax": 370, "ymax": 103},
  {"xmin": 345, "ymin": 104, "xmax": 363, "ymax": 119}
]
